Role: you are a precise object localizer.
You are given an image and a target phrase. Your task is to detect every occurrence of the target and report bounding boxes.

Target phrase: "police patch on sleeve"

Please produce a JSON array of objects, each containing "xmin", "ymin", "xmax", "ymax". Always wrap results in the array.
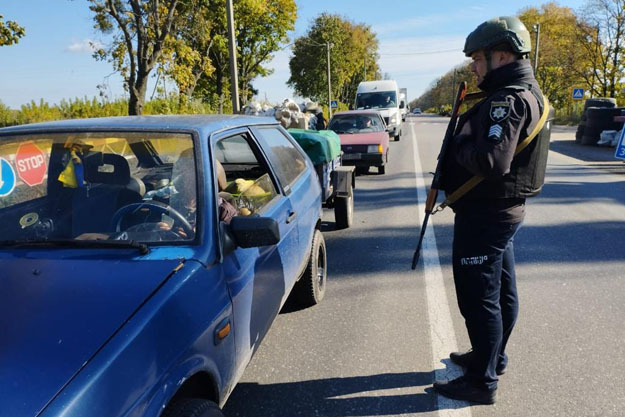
[
  {"xmin": 488, "ymin": 124, "xmax": 503, "ymax": 142},
  {"xmin": 490, "ymin": 101, "xmax": 510, "ymax": 122}
]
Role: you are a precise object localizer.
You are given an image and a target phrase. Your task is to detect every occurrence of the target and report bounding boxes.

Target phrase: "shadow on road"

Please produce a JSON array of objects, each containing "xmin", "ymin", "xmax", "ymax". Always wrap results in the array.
[{"xmin": 223, "ymin": 371, "xmax": 471, "ymax": 416}]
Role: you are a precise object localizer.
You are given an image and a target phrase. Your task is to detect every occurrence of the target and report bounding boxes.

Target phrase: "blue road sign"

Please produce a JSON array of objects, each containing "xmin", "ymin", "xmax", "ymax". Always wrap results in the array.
[
  {"xmin": 0, "ymin": 157, "xmax": 17, "ymax": 197},
  {"xmin": 615, "ymin": 128, "xmax": 625, "ymax": 160},
  {"xmin": 572, "ymin": 88, "xmax": 584, "ymax": 100},
  {"xmin": 331, "ymin": 100, "xmax": 338, "ymax": 109}
]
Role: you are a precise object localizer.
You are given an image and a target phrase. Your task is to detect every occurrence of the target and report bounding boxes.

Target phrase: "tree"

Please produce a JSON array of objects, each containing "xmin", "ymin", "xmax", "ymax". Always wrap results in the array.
[
  {"xmin": 195, "ymin": 0, "xmax": 296, "ymax": 111},
  {"xmin": 519, "ymin": 3, "xmax": 593, "ymax": 107},
  {"xmin": 288, "ymin": 13, "xmax": 379, "ymax": 105},
  {"xmin": 578, "ymin": 0, "xmax": 625, "ymax": 98},
  {"xmin": 161, "ymin": 1, "xmax": 215, "ymax": 98},
  {"xmin": 89, "ymin": 0, "xmax": 181, "ymax": 115},
  {"xmin": 0, "ymin": 14, "xmax": 25, "ymax": 46}
]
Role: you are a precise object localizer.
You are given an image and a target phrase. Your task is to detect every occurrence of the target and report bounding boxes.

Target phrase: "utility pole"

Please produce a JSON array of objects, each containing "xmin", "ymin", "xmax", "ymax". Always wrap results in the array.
[
  {"xmin": 226, "ymin": 0, "xmax": 240, "ymax": 114},
  {"xmin": 327, "ymin": 42, "xmax": 333, "ymax": 119},
  {"xmin": 533, "ymin": 23, "xmax": 541, "ymax": 74},
  {"xmin": 591, "ymin": 26, "xmax": 600, "ymax": 98}
]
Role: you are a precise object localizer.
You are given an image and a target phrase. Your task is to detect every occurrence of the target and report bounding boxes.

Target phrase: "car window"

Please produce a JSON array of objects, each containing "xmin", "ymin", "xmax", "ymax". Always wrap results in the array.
[
  {"xmin": 253, "ymin": 127, "xmax": 307, "ymax": 191},
  {"xmin": 0, "ymin": 132, "xmax": 197, "ymax": 243},
  {"xmin": 214, "ymin": 133, "xmax": 278, "ymax": 216},
  {"xmin": 329, "ymin": 114, "xmax": 385, "ymax": 133}
]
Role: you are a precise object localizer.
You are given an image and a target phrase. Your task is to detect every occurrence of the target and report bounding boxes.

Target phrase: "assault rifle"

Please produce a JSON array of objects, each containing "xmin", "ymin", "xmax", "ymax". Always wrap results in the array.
[{"xmin": 411, "ymin": 81, "xmax": 468, "ymax": 269}]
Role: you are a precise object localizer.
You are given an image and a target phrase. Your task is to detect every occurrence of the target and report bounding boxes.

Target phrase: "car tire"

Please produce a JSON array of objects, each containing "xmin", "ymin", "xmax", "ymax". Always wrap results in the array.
[
  {"xmin": 292, "ymin": 229, "xmax": 327, "ymax": 307},
  {"xmin": 394, "ymin": 133, "xmax": 400, "ymax": 141},
  {"xmin": 162, "ymin": 398, "xmax": 224, "ymax": 417},
  {"xmin": 378, "ymin": 165, "xmax": 385, "ymax": 175},
  {"xmin": 334, "ymin": 192, "xmax": 353, "ymax": 229}
]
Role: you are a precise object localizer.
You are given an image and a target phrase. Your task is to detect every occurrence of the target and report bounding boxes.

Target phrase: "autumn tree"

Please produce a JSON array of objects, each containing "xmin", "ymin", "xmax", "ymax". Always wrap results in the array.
[
  {"xmin": 161, "ymin": 1, "xmax": 215, "ymax": 98},
  {"xmin": 288, "ymin": 13, "xmax": 379, "ymax": 106},
  {"xmin": 89, "ymin": 0, "xmax": 181, "ymax": 115},
  {"xmin": 0, "ymin": 14, "xmax": 25, "ymax": 46},
  {"xmin": 195, "ymin": 0, "xmax": 296, "ymax": 111},
  {"xmin": 519, "ymin": 3, "xmax": 593, "ymax": 107},
  {"xmin": 578, "ymin": 0, "xmax": 625, "ymax": 98}
]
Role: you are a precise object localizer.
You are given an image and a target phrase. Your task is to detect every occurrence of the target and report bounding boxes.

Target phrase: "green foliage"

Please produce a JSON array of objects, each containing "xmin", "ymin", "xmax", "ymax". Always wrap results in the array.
[
  {"xmin": 288, "ymin": 13, "xmax": 379, "ymax": 107},
  {"xmin": 0, "ymin": 95, "xmax": 216, "ymax": 128},
  {"xmin": 194, "ymin": 0, "xmax": 297, "ymax": 108},
  {"xmin": 0, "ymin": 14, "xmax": 25, "ymax": 46}
]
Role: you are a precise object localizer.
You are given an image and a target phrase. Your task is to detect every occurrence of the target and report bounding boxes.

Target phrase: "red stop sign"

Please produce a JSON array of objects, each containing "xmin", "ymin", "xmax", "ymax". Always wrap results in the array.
[{"xmin": 15, "ymin": 142, "xmax": 47, "ymax": 186}]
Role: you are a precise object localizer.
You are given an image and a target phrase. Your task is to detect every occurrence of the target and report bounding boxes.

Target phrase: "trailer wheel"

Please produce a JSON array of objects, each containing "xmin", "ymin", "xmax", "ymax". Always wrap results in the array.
[{"xmin": 334, "ymin": 192, "xmax": 353, "ymax": 229}]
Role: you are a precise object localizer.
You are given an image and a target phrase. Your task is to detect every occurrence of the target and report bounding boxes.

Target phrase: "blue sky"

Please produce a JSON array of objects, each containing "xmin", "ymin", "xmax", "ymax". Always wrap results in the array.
[{"xmin": 0, "ymin": 0, "xmax": 586, "ymax": 109}]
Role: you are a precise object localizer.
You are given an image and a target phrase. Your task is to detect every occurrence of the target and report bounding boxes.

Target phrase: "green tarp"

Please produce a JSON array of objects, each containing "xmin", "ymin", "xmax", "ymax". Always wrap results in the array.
[{"xmin": 288, "ymin": 128, "xmax": 341, "ymax": 166}]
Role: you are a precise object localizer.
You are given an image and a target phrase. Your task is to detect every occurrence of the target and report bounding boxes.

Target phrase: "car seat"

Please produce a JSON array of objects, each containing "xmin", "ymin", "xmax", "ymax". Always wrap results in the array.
[{"xmin": 71, "ymin": 153, "xmax": 145, "ymax": 236}]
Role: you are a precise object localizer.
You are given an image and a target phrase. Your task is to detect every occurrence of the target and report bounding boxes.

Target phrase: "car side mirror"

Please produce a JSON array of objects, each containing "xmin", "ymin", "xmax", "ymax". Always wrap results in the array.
[
  {"xmin": 400, "ymin": 101, "xmax": 405, "ymax": 109},
  {"xmin": 229, "ymin": 216, "xmax": 280, "ymax": 248}
]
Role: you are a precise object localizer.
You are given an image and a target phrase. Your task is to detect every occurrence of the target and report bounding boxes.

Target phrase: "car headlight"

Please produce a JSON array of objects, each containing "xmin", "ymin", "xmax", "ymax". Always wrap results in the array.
[
  {"xmin": 390, "ymin": 115, "xmax": 397, "ymax": 124},
  {"xmin": 367, "ymin": 145, "xmax": 383, "ymax": 153}
]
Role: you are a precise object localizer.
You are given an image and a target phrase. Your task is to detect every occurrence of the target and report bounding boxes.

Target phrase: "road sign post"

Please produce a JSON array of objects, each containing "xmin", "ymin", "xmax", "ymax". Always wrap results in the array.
[
  {"xmin": 572, "ymin": 88, "xmax": 584, "ymax": 100},
  {"xmin": 615, "ymin": 128, "xmax": 625, "ymax": 160},
  {"xmin": 15, "ymin": 143, "xmax": 47, "ymax": 186}
]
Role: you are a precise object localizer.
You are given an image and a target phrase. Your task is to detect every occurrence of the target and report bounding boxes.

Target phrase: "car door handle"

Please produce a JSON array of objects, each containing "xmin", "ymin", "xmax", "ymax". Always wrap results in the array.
[{"xmin": 286, "ymin": 211, "xmax": 297, "ymax": 224}]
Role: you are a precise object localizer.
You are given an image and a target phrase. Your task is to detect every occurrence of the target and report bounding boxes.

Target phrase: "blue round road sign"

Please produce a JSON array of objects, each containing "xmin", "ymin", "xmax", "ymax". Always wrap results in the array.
[{"xmin": 0, "ymin": 157, "xmax": 17, "ymax": 197}]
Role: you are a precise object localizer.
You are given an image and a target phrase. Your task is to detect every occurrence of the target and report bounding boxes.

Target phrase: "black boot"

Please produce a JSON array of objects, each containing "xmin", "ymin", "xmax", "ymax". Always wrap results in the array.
[
  {"xmin": 450, "ymin": 350, "xmax": 507, "ymax": 375},
  {"xmin": 433, "ymin": 376, "xmax": 496, "ymax": 404}
]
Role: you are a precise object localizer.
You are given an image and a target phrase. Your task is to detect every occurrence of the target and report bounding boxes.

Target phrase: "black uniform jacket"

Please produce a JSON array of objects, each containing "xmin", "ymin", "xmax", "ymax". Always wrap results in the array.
[{"xmin": 441, "ymin": 59, "xmax": 546, "ymax": 215}]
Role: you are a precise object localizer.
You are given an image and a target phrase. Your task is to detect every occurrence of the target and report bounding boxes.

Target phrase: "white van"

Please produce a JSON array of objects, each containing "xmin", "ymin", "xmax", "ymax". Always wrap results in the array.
[{"xmin": 355, "ymin": 80, "xmax": 403, "ymax": 141}]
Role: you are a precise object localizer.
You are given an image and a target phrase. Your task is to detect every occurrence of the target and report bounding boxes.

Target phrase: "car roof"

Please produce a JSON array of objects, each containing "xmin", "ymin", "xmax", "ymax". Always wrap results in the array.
[
  {"xmin": 0, "ymin": 114, "xmax": 279, "ymax": 137},
  {"xmin": 331, "ymin": 110, "xmax": 382, "ymax": 118}
]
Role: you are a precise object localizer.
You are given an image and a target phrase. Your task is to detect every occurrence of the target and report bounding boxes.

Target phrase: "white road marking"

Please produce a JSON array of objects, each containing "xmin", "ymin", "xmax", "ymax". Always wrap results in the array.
[{"xmin": 410, "ymin": 123, "xmax": 472, "ymax": 416}]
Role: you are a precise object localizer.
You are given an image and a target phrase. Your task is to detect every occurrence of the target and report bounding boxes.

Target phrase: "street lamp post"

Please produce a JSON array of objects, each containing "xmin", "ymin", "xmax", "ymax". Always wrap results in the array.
[
  {"xmin": 327, "ymin": 42, "xmax": 333, "ymax": 119},
  {"xmin": 226, "ymin": 0, "xmax": 240, "ymax": 114},
  {"xmin": 533, "ymin": 23, "xmax": 541, "ymax": 74}
]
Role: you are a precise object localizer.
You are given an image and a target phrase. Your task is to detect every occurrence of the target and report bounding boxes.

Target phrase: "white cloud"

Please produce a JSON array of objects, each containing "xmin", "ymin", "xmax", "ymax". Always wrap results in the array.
[{"xmin": 66, "ymin": 39, "xmax": 103, "ymax": 54}]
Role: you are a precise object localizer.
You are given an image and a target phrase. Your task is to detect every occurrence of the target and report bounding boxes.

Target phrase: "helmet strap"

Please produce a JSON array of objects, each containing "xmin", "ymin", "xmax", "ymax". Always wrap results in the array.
[{"xmin": 485, "ymin": 49, "xmax": 493, "ymax": 73}]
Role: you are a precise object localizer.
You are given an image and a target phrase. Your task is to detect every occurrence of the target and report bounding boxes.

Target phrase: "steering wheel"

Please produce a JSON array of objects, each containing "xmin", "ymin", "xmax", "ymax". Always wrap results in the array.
[{"xmin": 110, "ymin": 200, "xmax": 194, "ymax": 237}]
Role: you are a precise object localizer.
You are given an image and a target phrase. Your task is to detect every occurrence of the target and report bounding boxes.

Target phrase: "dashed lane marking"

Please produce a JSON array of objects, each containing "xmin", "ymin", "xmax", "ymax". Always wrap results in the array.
[{"xmin": 410, "ymin": 123, "xmax": 472, "ymax": 416}]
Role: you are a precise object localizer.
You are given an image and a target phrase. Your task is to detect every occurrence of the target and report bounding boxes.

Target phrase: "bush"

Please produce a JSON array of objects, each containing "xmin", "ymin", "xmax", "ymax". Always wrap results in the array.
[{"xmin": 0, "ymin": 94, "xmax": 220, "ymax": 128}]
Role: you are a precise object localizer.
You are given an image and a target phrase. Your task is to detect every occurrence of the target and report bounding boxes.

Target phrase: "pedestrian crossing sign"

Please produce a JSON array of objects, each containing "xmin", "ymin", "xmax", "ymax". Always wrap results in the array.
[{"xmin": 572, "ymin": 88, "xmax": 584, "ymax": 100}]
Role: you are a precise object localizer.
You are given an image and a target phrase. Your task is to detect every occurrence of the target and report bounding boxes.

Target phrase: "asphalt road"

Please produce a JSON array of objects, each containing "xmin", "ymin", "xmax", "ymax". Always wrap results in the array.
[{"xmin": 224, "ymin": 115, "xmax": 625, "ymax": 417}]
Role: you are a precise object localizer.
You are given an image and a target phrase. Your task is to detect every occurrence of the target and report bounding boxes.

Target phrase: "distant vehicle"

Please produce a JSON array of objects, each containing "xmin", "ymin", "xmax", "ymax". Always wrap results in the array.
[
  {"xmin": 328, "ymin": 110, "xmax": 390, "ymax": 175},
  {"xmin": 399, "ymin": 88, "xmax": 408, "ymax": 122},
  {"xmin": 355, "ymin": 80, "xmax": 402, "ymax": 141},
  {"xmin": 0, "ymin": 115, "xmax": 326, "ymax": 417},
  {"xmin": 412, "ymin": 108, "xmax": 422, "ymax": 114}
]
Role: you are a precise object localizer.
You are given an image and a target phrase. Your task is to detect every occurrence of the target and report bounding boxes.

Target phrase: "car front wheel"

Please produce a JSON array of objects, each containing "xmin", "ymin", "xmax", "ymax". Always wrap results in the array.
[
  {"xmin": 162, "ymin": 398, "xmax": 224, "ymax": 417},
  {"xmin": 291, "ymin": 229, "xmax": 327, "ymax": 307}
]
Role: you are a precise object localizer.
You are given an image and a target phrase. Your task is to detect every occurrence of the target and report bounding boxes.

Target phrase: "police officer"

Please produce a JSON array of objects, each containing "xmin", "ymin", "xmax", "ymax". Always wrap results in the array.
[{"xmin": 433, "ymin": 16, "xmax": 550, "ymax": 404}]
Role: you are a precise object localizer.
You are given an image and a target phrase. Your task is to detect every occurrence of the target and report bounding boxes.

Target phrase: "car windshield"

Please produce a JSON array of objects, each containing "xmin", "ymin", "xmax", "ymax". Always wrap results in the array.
[
  {"xmin": 0, "ymin": 131, "xmax": 197, "ymax": 246},
  {"xmin": 328, "ymin": 114, "xmax": 385, "ymax": 134},
  {"xmin": 356, "ymin": 91, "xmax": 397, "ymax": 109}
]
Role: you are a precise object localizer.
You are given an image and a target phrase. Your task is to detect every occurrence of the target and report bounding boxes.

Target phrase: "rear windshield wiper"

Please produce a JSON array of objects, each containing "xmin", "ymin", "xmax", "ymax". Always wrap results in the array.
[{"xmin": 0, "ymin": 239, "xmax": 149, "ymax": 255}]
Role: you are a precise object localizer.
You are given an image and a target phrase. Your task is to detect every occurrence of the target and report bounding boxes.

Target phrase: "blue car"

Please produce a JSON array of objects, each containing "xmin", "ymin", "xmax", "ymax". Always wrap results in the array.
[{"xmin": 0, "ymin": 115, "xmax": 326, "ymax": 417}]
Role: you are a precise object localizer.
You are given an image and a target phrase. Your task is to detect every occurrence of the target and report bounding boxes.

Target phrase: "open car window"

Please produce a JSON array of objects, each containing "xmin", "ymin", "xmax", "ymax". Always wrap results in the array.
[
  {"xmin": 214, "ymin": 133, "xmax": 278, "ymax": 217},
  {"xmin": 0, "ymin": 132, "xmax": 198, "ymax": 245}
]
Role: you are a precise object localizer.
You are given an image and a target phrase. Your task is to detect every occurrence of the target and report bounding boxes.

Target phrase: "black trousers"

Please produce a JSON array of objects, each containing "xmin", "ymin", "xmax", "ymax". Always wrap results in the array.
[{"xmin": 452, "ymin": 211, "xmax": 522, "ymax": 390}]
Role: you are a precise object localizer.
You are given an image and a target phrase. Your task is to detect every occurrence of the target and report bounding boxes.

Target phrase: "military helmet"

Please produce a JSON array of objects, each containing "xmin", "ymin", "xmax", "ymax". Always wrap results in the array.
[{"xmin": 463, "ymin": 16, "xmax": 532, "ymax": 57}]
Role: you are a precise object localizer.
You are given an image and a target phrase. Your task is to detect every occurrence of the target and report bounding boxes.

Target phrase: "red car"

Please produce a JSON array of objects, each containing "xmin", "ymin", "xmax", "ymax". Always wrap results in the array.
[{"xmin": 328, "ymin": 110, "xmax": 390, "ymax": 174}]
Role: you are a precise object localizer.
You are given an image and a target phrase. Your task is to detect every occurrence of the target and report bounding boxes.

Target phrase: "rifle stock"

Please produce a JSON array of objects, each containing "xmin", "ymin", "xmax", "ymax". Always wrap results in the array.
[{"xmin": 411, "ymin": 81, "xmax": 468, "ymax": 270}]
